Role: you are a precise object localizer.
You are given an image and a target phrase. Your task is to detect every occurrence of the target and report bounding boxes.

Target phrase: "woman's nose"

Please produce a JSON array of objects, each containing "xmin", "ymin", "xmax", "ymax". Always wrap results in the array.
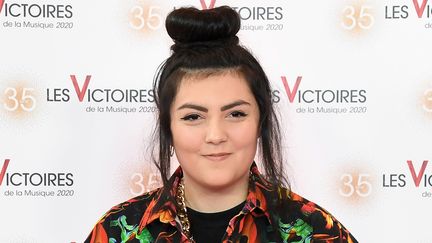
[{"xmin": 205, "ymin": 119, "xmax": 228, "ymax": 144}]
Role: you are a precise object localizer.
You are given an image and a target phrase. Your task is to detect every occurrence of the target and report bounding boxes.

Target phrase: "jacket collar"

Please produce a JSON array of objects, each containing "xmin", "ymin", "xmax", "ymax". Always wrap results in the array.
[{"xmin": 138, "ymin": 162, "xmax": 273, "ymax": 232}]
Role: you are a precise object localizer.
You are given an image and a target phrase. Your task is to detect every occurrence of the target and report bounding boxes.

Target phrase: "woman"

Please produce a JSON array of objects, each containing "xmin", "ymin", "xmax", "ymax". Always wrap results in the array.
[{"xmin": 85, "ymin": 6, "xmax": 358, "ymax": 243}]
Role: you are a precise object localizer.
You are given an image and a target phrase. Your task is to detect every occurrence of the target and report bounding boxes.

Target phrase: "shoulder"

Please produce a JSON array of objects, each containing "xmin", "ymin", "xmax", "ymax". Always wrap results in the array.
[
  {"xmin": 100, "ymin": 188, "xmax": 161, "ymax": 224},
  {"xmin": 85, "ymin": 188, "xmax": 163, "ymax": 243},
  {"xmin": 276, "ymin": 188, "xmax": 358, "ymax": 242}
]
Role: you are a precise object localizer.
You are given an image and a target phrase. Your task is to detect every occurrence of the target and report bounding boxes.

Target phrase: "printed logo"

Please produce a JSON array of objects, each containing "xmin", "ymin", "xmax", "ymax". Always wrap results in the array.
[
  {"xmin": 129, "ymin": 168, "xmax": 161, "ymax": 197},
  {"xmin": 407, "ymin": 160, "xmax": 428, "ymax": 187},
  {"xmin": 385, "ymin": 0, "xmax": 430, "ymax": 19},
  {"xmin": 116, "ymin": 161, "xmax": 162, "ymax": 199},
  {"xmin": 384, "ymin": 0, "xmax": 432, "ymax": 28},
  {"xmin": 0, "ymin": 0, "xmax": 5, "ymax": 14},
  {"xmin": 338, "ymin": 167, "xmax": 374, "ymax": 204},
  {"xmin": 413, "ymin": 0, "xmax": 429, "ymax": 17},
  {"xmin": 341, "ymin": 2, "xmax": 375, "ymax": 34},
  {"xmin": 1, "ymin": 159, "xmax": 76, "ymax": 198},
  {"xmin": 200, "ymin": 0, "xmax": 216, "ymax": 10},
  {"xmin": 70, "ymin": 75, "xmax": 91, "ymax": 102},
  {"xmin": 128, "ymin": 1, "xmax": 166, "ymax": 36},
  {"xmin": 1, "ymin": 80, "xmax": 40, "ymax": 121},
  {"xmin": 46, "ymin": 75, "xmax": 156, "ymax": 114},
  {"xmin": 382, "ymin": 160, "xmax": 432, "ymax": 198},
  {"xmin": 281, "ymin": 76, "xmax": 302, "ymax": 103},
  {"xmin": 1, "ymin": 0, "xmax": 74, "ymax": 30},
  {"xmin": 280, "ymin": 76, "xmax": 368, "ymax": 114},
  {"xmin": 190, "ymin": 0, "xmax": 284, "ymax": 31},
  {"xmin": 0, "ymin": 159, "xmax": 10, "ymax": 187}
]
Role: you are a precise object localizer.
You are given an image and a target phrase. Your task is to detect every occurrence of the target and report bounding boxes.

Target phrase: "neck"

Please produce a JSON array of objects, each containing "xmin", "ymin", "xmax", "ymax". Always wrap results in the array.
[{"xmin": 182, "ymin": 173, "xmax": 249, "ymax": 213}]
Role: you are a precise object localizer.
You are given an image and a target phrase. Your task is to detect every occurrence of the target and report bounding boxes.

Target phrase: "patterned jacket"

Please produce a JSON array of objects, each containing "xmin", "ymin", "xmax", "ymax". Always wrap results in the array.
[{"xmin": 85, "ymin": 163, "xmax": 358, "ymax": 243}]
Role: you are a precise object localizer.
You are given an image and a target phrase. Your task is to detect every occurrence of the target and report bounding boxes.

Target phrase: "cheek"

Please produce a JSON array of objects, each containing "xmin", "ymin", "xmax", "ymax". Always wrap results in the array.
[
  {"xmin": 171, "ymin": 124, "xmax": 203, "ymax": 152},
  {"xmin": 228, "ymin": 121, "xmax": 259, "ymax": 148}
]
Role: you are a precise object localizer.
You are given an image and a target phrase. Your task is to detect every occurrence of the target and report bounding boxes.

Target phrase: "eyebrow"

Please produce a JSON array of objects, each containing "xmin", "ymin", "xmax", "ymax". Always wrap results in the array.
[{"xmin": 177, "ymin": 100, "xmax": 251, "ymax": 112}]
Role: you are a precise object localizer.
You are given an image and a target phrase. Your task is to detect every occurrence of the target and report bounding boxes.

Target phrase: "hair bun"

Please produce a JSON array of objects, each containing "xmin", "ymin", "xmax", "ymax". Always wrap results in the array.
[{"xmin": 166, "ymin": 6, "xmax": 240, "ymax": 45}]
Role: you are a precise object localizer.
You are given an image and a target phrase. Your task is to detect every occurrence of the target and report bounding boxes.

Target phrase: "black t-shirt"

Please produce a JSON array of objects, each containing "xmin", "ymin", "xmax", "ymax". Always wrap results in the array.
[{"xmin": 187, "ymin": 201, "xmax": 246, "ymax": 243}]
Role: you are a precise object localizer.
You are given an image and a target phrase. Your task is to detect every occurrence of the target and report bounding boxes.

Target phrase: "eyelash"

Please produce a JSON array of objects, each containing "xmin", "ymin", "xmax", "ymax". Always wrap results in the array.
[
  {"xmin": 181, "ymin": 114, "xmax": 202, "ymax": 121},
  {"xmin": 229, "ymin": 111, "xmax": 247, "ymax": 118},
  {"xmin": 180, "ymin": 111, "xmax": 248, "ymax": 121}
]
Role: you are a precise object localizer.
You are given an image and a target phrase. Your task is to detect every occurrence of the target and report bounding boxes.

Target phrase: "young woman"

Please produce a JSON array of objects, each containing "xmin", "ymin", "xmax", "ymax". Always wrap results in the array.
[{"xmin": 85, "ymin": 6, "xmax": 358, "ymax": 243}]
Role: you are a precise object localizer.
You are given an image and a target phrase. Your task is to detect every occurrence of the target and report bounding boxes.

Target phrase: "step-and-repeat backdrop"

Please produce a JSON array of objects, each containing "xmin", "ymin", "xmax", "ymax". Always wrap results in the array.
[{"xmin": 1, "ymin": 0, "xmax": 432, "ymax": 242}]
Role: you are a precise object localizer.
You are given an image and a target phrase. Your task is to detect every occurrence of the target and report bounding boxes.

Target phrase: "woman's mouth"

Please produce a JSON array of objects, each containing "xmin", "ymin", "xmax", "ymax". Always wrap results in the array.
[{"xmin": 203, "ymin": 153, "xmax": 231, "ymax": 161}]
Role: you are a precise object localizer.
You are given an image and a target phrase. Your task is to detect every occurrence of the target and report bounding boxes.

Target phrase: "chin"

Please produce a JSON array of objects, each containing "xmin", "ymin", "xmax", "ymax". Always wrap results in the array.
[{"xmin": 199, "ymin": 173, "xmax": 246, "ymax": 189}]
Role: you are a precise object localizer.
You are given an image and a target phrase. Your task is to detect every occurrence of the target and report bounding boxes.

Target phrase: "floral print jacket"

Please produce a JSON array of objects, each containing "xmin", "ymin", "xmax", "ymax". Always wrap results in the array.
[{"xmin": 85, "ymin": 163, "xmax": 358, "ymax": 243}]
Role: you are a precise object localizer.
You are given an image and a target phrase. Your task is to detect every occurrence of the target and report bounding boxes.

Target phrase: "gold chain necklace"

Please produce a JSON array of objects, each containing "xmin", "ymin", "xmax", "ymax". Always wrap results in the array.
[
  {"xmin": 176, "ymin": 178, "xmax": 195, "ymax": 242},
  {"xmin": 175, "ymin": 174, "xmax": 253, "ymax": 242}
]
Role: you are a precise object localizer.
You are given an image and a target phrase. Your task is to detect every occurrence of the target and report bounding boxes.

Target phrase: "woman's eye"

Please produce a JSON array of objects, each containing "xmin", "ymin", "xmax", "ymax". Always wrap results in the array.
[
  {"xmin": 229, "ymin": 111, "xmax": 247, "ymax": 118},
  {"xmin": 181, "ymin": 114, "xmax": 201, "ymax": 121}
]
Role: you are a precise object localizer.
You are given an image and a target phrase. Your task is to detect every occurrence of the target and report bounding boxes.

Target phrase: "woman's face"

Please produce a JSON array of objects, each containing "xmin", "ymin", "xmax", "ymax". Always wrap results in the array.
[{"xmin": 170, "ymin": 71, "xmax": 260, "ymax": 190}]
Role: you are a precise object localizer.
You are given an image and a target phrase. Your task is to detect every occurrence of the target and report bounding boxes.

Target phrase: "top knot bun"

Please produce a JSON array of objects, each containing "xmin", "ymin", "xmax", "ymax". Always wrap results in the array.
[{"xmin": 166, "ymin": 6, "xmax": 240, "ymax": 45}]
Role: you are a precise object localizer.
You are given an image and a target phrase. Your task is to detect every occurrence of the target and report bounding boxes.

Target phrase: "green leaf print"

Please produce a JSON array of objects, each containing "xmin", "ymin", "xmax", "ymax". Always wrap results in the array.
[
  {"xmin": 109, "ymin": 215, "xmax": 154, "ymax": 243},
  {"xmin": 278, "ymin": 218, "xmax": 313, "ymax": 243}
]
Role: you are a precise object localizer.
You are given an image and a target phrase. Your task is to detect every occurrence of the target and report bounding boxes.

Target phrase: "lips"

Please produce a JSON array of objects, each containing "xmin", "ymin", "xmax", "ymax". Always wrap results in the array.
[{"xmin": 203, "ymin": 153, "xmax": 231, "ymax": 161}]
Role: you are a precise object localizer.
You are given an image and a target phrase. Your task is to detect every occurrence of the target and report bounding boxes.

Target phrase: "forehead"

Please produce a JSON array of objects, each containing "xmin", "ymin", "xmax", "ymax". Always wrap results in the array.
[{"xmin": 174, "ymin": 70, "xmax": 254, "ymax": 105}]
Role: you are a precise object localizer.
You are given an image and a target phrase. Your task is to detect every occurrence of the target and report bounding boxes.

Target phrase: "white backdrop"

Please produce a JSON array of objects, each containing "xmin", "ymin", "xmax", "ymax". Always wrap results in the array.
[{"xmin": 1, "ymin": 0, "xmax": 432, "ymax": 242}]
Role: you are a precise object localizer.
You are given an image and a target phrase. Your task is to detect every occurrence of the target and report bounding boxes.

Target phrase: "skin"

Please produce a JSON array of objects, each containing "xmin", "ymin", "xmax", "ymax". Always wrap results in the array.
[{"xmin": 170, "ymin": 70, "xmax": 260, "ymax": 213}]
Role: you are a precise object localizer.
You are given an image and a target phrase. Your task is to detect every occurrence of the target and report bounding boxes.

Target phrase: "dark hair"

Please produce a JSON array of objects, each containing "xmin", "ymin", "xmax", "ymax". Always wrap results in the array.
[
  {"xmin": 151, "ymin": 5, "xmax": 289, "ymax": 221},
  {"xmin": 150, "ymin": 6, "xmax": 289, "ymax": 239}
]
